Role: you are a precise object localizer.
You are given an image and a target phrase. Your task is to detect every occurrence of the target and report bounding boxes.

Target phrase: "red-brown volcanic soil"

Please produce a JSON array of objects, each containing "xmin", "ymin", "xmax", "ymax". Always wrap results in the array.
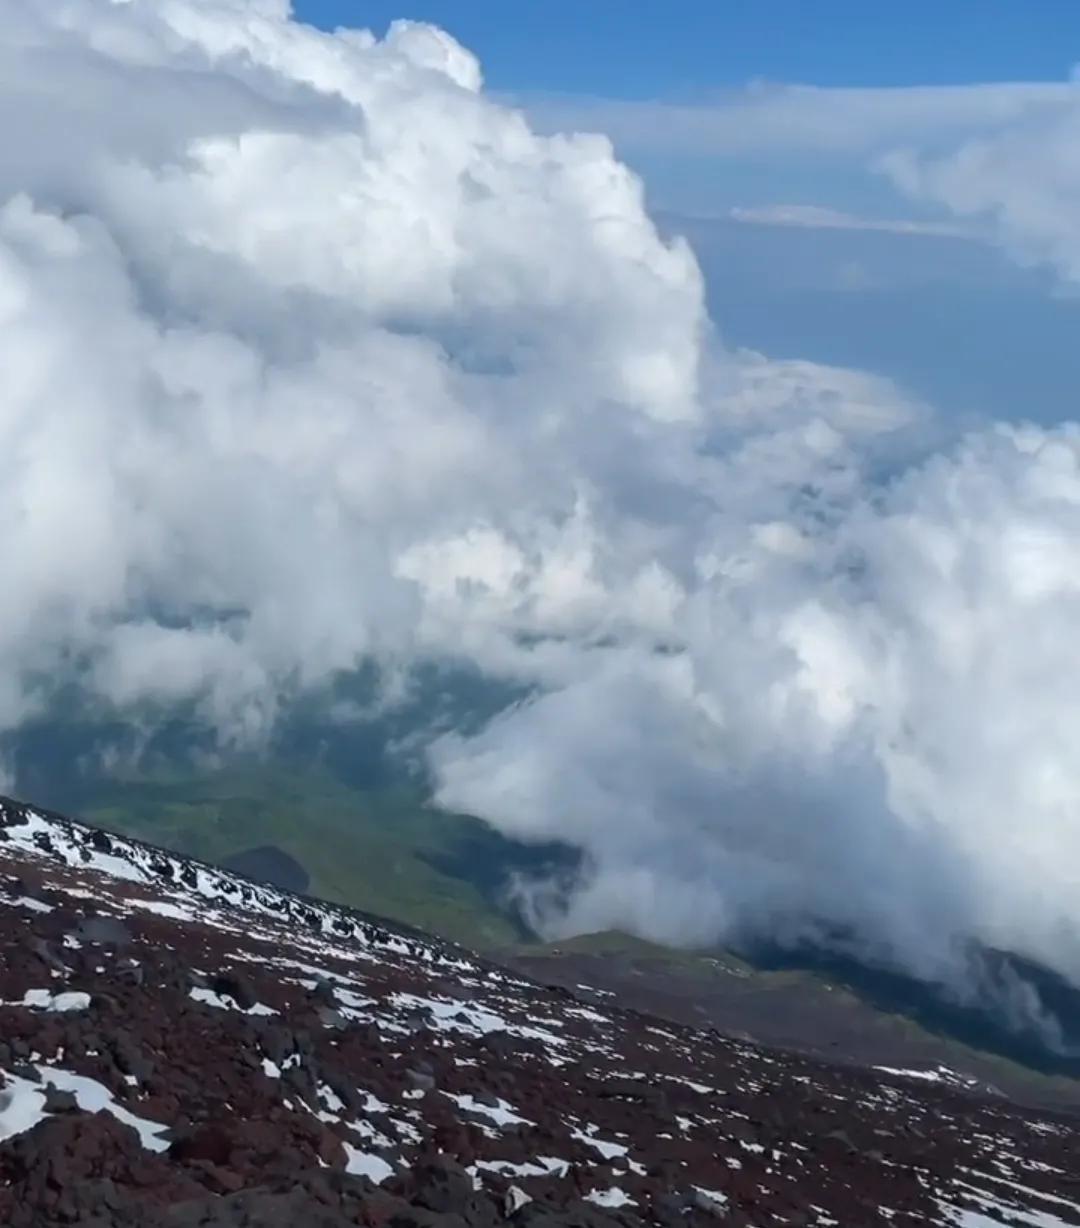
[{"xmin": 2, "ymin": 796, "xmax": 1078, "ymax": 1227}]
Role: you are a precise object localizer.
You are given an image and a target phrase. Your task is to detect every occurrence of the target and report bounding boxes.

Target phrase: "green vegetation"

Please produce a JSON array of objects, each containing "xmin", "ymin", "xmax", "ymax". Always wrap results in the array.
[
  {"xmin": 58, "ymin": 760, "xmax": 567, "ymax": 950},
  {"xmin": 11, "ymin": 710, "xmax": 1080, "ymax": 1108},
  {"xmin": 519, "ymin": 929, "xmax": 752, "ymax": 975},
  {"xmin": 3, "ymin": 666, "xmax": 562, "ymax": 950}
]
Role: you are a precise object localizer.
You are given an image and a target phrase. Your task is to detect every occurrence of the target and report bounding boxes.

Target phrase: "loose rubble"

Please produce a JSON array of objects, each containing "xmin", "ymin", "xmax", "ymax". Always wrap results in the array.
[{"xmin": 1, "ymin": 796, "xmax": 1079, "ymax": 1227}]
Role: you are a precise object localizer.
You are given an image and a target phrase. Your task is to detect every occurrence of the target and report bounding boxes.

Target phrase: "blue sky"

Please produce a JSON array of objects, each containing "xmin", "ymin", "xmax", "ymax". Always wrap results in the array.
[
  {"xmin": 295, "ymin": 2, "xmax": 1080, "ymax": 427},
  {"xmin": 296, "ymin": 1, "xmax": 1080, "ymax": 94}
]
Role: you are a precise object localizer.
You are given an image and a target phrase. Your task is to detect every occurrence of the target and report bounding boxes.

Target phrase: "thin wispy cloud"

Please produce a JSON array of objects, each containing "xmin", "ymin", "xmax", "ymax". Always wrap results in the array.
[
  {"xmin": 520, "ymin": 80, "xmax": 1080, "ymax": 157},
  {"xmin": 727, "ymin": 203, "xmax": 976, "ymax": 240}
]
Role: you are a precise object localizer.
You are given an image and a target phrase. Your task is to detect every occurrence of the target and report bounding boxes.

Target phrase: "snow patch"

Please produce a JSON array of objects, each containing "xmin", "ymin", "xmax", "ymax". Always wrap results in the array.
[
  {"xmin": 586, "ymin": 1188, "xmax": 635, "ymax": 1208},
  {"xmin": 444, "ymin": 1092, "xmax": 533, "ymax": 1128},
  {"xmin": 127, "ymin": 899, "xmax": 196, "ymax": 921},
  {"xmin": 188, "ymin": 986, "xmax": 277, "ymax": 1016},
  {"xmin": 5, "ymin": 989, "xmax": 91, "ymax": 1012},
  {"xmin": 7, "ymin": 895, "xmax": 53, "ymax": 914},
  {"xmin": 343, "ymin": 1143, "xmax": 395, "ymax": 1183},
  {"xmin": 572, "ymin": 1126, "xmax": 628, "ymax": 1159},
  {"xmin": 1, "ymin": 1067, "xmax": 169, "ymax": 1151}
]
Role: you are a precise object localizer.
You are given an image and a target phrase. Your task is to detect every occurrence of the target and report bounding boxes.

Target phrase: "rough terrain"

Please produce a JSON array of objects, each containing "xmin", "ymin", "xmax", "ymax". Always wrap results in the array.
[
  {"xmin": 506, "ymin": 935, "xmax": 1080, "ymax": 1114},
  {"xmin": 1, "ymin": 796, "xmax": 1078, "ymax": 1227}
]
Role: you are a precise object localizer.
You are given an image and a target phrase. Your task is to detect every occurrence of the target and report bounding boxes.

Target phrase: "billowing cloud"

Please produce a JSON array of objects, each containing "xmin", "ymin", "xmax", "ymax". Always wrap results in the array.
[
  {"xmin": 0, "ymin": 0, "xmax": 703, "ymax": 734},
  {"xmin": 882, "ymin": 89, "xmax": 1080, "ymax": 284},
  {"xmin": 3, "ymin": 1, "xmax": 1080, "ymax": 1027},
  {"xmin": 432, "ymin": 421, "xmax": 1080, "ymax": 989}
]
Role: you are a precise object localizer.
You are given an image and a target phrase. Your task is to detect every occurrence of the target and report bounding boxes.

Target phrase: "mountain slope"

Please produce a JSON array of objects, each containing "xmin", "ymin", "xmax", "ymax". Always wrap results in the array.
[
  {"xmin": 509, "ymin": 933, "xmax": 1080, "ymax": 1115},
  {"xmin": 2, "ymin": 797, "xmax": 1080, "ymax": 1227},
  {"xmin": 47, "ymin": 763, "xmax": 569, "ymax": 949},
  {"xmin": 34, "ymin": 760, "xmax": 1080, "ymax": 1109}
]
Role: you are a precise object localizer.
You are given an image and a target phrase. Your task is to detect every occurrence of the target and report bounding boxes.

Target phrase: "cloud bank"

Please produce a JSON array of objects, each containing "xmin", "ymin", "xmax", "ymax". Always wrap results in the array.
[
  {"xmin": 883, "ymin": 95, "xmax": 1080, "ymax": 283},
  {"xmin": 521, "ymin": 80, "xmax": 1080, "ymax": 159},
  {"xmin": 4, "ymin": 1, "xmax": 1080, "ymax": 1020}
]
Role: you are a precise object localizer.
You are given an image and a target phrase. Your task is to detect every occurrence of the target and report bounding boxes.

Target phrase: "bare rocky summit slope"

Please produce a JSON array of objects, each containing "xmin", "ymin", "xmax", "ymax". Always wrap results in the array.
[{"xmin": 1, "ymin": 796, "xmax": 1078, "ymax": 1228}]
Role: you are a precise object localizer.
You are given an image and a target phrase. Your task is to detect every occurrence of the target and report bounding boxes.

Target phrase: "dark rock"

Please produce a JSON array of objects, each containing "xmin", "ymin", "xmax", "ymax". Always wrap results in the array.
[
  {"xmin": 256, "ymin": 1025, "xmax": 292, "ymax": 1067},
  {"xmin": 118, "ymin": 962, "xmax": 146, "ymax": 988},
  {"xmin": 74, "ymin": 916, "xmax": 133, "ymax": 947},
  {"xmin": 89, "ymin": 828, "xmax": 114, "ymax": 853},
  {"xmin": 29, "ymin": 938, "xmax": 66, "ymax": 972},
  {"xmin": 42, "ymin": 1085, "xmax": 79, "ymax": 1113},
  {"xmin": 503, "ymin": 1185, "xmax": 532, "ymax": 1217},
  {"xmin": 311, "ymin": 977, "xmax": 337, "ymax": 1005},
  {"xmin": 111, "ymin": 1033, "xmax": 154, "ymax": 1082},
  {"xmin": 168, "ymin": 1122, "xmax": 235, "ymax": 1166},
  {"xmin": 211, "ymin": 972, "xmax": 257, "ymax": 1011},
  {"xmin": 399, "ymin": 1156, "xmax": 498, "ymax": 1226},
  {"xmin": 406, "ymin": 1068, "xmax": 437, "ymax": 1093},
  {"xmin": 650, "ymin": 1191, "xmax": 692, "ymax": 1226},
  {"xmin": 596, "ymin": 1077, "xmax": 661, "ymax": 1103},
  {"xmin": 479, "ymin": 1030, "xmax": 517, "ymax": 1061},
  {"xmin": 690, "ymin": 1187, "xmax": 728, "ymax": 1216}
]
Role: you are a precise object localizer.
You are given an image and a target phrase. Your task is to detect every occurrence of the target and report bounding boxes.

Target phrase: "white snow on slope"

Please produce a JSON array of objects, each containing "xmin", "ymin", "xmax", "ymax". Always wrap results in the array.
[
  {"xmin": 343, "ymin": 1143, "xmax": 395, "ymax": 1183},
  {"xmin": 443, "ymin": 1091, "xmax": 533, "ymax": 1128},
  {"xmin": 4, "ymin": 990, "xmax": 90, "ymax": 1012},
  {"xmin": 189, "ymin": 986, "xmax": 277, "ymax": 1016},
  {"xmin": 8, "ymin": 895, "xmax": 53, "ymax": 914},
  {"xmin": 0, "ymin": 1067, "xmax": 169, "ymax": 1151}
]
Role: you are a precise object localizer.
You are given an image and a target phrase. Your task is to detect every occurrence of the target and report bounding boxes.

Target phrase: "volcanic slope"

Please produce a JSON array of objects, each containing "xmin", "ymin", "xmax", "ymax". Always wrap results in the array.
[{"xmin": 1, "ymin": 797, "xmax": 1078, "ymax": 1228}]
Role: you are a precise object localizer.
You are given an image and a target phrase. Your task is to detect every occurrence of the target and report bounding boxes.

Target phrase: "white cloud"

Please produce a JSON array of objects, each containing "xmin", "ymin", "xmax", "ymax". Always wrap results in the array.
[
  {"xmin": 0, "ymin": 0, "xmax": 704, "ymax": 729},
  {"xmin": 727, "ymin": 203, "xmax": 975, "ymax": 240},
  {"xmin": 520, "ymin": 81, "xmax": 1079, "ymax": 158},
  {"xmin": 3, "ymin": 0, "xmax": 1080, "ymax": 1023},
  {"xmin": 433, "ymin": 419, "xmax": 1080, "ymax": 994},
  {"xmin": 882, "ymin": 100, "xmax": 1080, "ymax": 285},
  {"xmin": 521, "ymin": 78, "xmax": 1080, "ymax": 229}
]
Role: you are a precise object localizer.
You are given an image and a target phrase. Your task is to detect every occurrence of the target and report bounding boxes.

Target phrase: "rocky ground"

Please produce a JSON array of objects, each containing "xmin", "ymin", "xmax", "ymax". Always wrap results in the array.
[
  {"xmin": 504, "ymin": 940, "xmax": 1080, "ymax": 1115},
  {"xmin": 1, "ymin": 797, "xmax": 1079, "ymax": 1227}
]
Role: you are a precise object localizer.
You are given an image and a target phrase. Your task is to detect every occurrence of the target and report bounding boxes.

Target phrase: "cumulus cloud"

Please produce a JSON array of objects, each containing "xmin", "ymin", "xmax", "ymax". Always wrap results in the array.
[
  {"xmin": 3, "ymin": 0, "xmax": 1080, "ymax": 1028},
  {"xmin": 881, "ymin": 84, "xmax": 1080, "ymax": 283},
  {"xmin": 0, "ymin": 0, "xmax": 702, "ymax": 730},
  {"xmin": 434, "ymin": 421, "xmax": 1080, "ymax": 984}
]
